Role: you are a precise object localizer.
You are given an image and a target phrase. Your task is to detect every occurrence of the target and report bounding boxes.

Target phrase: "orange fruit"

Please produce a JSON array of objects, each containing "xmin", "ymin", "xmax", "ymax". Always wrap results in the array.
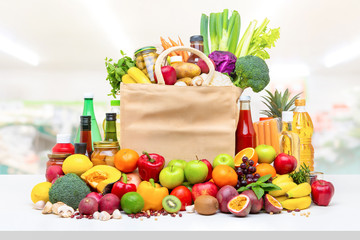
[
  {"xmin": 234, "ymin": 148, "xmax": 258, "ymax": 167},
  {"xmin": 114, "ymin": 149, "xmax": 139, "ymax": 173},
  {"xmin": 212, "ymin": 165, "xmax": 238, "ymax": 188},
  {"xmin": 255, "ymin": 163, "xmax": 277, "ymax": 178}
]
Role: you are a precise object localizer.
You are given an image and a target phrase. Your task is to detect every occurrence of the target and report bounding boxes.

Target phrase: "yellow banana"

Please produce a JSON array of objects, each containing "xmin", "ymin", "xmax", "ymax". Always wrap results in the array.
[
  {"xmin": 269, "ymin": 182, "xmax": 297, "ymax": 197},
  {"xmin": 286, "ymin": 182, "xmax": 311, "ymax": 198},
  {"xmin": 273, "ymin": 174, "xmax": 293, "ymax": 185},
  {"xmin": 274, "ymin": 195, "xmax": 288, "ymax": 204},
  {"xmin": 281, "ymin": 196, "xmax": 312, "ymax": 210},
  {"xmin": 121, "ymin": 74, "xmax": 137, "ymax": 84},
  {"xmin": 127, "ymin": 67, "xmax": 152, "ymax": 84}
]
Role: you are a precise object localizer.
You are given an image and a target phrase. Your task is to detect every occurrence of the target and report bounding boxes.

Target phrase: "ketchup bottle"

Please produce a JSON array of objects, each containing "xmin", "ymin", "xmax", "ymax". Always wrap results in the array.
[
  {"xmin": 52, "ymin": 134, "xmax": 75, "ymax": 154},
  {"xmin": 235, "ymin": 96, "xmax": 256, "ymax": 154}
]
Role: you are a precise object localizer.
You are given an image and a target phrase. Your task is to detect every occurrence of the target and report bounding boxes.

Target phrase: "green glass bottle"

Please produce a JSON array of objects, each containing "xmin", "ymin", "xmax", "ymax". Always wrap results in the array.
[
  {"xmin": 75, "ymin": 93, "xmax": 102, "ymax": 148},
  {"xmin": 104, "ymin": 113, "xmax": 117, "ymax": 142}
]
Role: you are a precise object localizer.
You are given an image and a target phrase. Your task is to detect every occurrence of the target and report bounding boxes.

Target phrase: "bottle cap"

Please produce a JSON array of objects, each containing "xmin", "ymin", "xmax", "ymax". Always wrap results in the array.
[
  {"xmin": 74, "ymin": 143, "xmax": 87, "ymax": 155},
  {"xmin": 295, "ymin": 99, "xmax": 306, "ymax": 106},
  {"xmin": 84, "ymin": 92, "xmax": 94, "ymax": 99},
  {"xmin": 282, "ymin": 111, "xmax": 294, "ymax": 122},
  {"xmin": 106, "ymin": 113, "xmax": 117, "ymax": 121},
  {"xmin": 239, "ymin": 95, "xmax": 251, "ymax": 101},
  {"xmin": 56, "ymin": 134, "xmax": 71, "ymax": 143},
  {"xmin": 110, "ymin": 100, "xmax": 120, "ymax": 106},
  {"xmin": 190, "ymin": 35, "xmax": 203, "ymax": 42},
  {"xmin": 170, "ymin": 56, "xmax": 183, "ymax": 64}
]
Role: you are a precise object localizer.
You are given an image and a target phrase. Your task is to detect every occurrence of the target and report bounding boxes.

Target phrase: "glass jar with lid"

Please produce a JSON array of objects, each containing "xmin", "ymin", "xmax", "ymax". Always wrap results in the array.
[
  {"xmin": 91, "ymin": 141, "xmax": 120, "ymax": 167},
  {"xmin": 134, "ymin": 46, "xmax": 159, "ymax": 83},
  {"xmin": 47, "ymin": 153, "xmax": 72, "ymax": 169}
]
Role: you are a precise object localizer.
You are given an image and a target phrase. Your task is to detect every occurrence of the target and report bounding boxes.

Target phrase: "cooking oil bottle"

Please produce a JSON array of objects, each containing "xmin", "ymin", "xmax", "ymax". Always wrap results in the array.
[
  {"xmin": 103, "ymin": 100, "xmax": 121, "ymax": 147},
  {"xmin": 292, "ymin": 99, "xmax": 314, "ymax": 171},
  {"xmin": 280, "ymin": 111, "xmax": 300, "ymax": 171}
]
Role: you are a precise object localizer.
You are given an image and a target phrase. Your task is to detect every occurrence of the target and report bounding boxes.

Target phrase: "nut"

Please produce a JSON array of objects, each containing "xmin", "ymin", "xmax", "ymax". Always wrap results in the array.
[
  {"xmin": 99, "ymin": 211, "xmax": 111, "ymax": 221},
  {"xmin": 112, "ymin": 209, "xmax": 122, "ymax": 219},
  {"xmin": 185, "ymin": 205, "xmax": 195, "ymax": 213},
  {"xmin": 42, "ymin": 201, "xmax": 53, "ymax": 214},
  {"xmin": 52, "ymin": 202, "xmax": 66, "ymax": 215},
  {"xmin": 34, "ymin": 200, "xmax": 46, "ymax": 210},
  {"xmin": 58, "ymin": 205, "xmax": 75, "ymax": 218}
]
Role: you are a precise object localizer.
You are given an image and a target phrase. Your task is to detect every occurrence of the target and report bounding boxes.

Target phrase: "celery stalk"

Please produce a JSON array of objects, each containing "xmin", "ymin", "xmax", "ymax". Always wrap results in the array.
[
  {"xmin": 209, "ymin": 13, "xmax": 218, "ymax": 52},
  {"xmin": 235, "ymin": 20, "xmax": 257, "ymax": 57},
  {"xmin": 200, "ymin": 14, "xmax": 210, "ymax": 55}
]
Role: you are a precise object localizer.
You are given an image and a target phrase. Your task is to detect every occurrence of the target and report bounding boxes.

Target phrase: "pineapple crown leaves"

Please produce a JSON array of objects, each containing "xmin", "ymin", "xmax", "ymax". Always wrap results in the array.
[{"xmin": 260, "ymin": 89, "xmax": 302, "ymax": 118}]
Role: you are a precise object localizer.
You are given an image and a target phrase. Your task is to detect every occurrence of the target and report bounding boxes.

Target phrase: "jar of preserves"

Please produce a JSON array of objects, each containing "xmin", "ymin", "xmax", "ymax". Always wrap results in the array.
[
  {"xmin": 47, "ymin": 153, "xmax": 72, "ymax": 169},
  {"xmin": 134, "ymin": 46, "xmax": 159, "ymax": 83},
  {"xmin": 91, "ymin": 141, "xmax": 120, "ymax": 166}
]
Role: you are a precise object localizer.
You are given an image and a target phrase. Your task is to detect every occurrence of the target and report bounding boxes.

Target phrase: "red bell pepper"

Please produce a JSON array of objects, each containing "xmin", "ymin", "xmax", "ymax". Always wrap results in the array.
[
  {"xmin": 111, "ymin": 173, "xmax": 137, "ymax": 200},
  {"xmin": 137, "ymin": 151, "xmax": 165, "ymax": 182}
]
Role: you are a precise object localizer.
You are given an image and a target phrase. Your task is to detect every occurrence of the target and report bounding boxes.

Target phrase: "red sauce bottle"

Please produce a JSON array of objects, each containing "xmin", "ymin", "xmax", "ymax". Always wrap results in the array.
[
  {"xmin": 80, "ymin": 115, "xmax": 93, "ymax": 159},
  {"xmin": 52, "ymin": 134, "xmax": 75, "ymax": 154},
  {"xmin": 236, "ymin": 96, "xmax": 256, "ymax": 154}
]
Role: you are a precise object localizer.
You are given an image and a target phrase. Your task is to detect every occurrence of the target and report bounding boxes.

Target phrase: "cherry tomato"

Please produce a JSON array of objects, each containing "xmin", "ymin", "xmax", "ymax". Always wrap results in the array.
[{"xmin": 170, "ymin": 186, "xmax": 192, "ymax": 211}]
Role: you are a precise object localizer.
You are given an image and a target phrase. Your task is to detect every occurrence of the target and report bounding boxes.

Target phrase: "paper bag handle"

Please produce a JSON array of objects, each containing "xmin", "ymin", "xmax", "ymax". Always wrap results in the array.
[{"xmin": 154, "ymin": 46, "xmax": 215, "ymax": 86}]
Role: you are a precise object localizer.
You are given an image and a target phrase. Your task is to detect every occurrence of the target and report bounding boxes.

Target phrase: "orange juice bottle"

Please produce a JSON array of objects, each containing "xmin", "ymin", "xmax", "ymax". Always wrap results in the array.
[{"xmin": 292, "ymin": 99, "xmax": 314, "ymax": 171}]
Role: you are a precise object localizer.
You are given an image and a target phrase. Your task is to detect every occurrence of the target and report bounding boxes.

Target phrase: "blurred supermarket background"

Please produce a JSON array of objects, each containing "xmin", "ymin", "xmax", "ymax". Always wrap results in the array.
[{"xmin": 1, "ymin": 0, "xmax": 360, "ymax": 174}]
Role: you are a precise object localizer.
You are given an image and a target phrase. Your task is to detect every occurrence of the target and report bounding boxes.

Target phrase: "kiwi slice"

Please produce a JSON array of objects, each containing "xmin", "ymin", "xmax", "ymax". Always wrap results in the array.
[{"xmin": 162, "ymin": 195, "xmax": 181, "ymax": 213}]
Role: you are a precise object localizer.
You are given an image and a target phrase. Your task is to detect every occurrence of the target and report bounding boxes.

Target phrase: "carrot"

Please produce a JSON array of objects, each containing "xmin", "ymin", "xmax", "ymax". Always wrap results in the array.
[
  {"xmin": 178, "ymin": 36, "xmax": 189, "ymax": 61},
  {"xmin": 160, "ymin": 37, "xmax": 176, "ymax": 57},
  {"xmin": 258, "ymin": 121, "xmax": 265, "ymax": 145},
  {"xmin": 269, "ymin": 119, "xmax": 280, "ymax": 154},
  {"xmin": 168, "ymin": 37, "xmax": 181, "ymax": 56},
  {"xmin": 264, "ymin": 120, "xmax": 272, "ymax": 146}
]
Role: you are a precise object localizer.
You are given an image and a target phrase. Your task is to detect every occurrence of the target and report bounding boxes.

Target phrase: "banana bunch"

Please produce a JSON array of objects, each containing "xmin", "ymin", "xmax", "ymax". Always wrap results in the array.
[{"xmin": 269, "ymin": 174, "xmax": 312, "ymax": 210}]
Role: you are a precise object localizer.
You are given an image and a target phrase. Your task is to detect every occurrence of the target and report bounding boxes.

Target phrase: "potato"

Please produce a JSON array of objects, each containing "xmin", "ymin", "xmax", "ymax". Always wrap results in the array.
[{"xmin": 173, "ymin": 62, "xmax": 201, "ymax": 79}]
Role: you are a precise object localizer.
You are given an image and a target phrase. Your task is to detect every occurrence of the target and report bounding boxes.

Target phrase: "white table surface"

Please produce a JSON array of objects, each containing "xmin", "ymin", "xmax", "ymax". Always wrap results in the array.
[{"xmin": 0, "ymin": 174, "xmax": 358, "ymax": 231}]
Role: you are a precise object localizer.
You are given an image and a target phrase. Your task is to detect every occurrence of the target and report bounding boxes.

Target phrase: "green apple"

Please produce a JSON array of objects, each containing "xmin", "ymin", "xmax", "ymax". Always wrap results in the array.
[
  {"xmin": 213, "ymin": 154, "xmax": 235, "ymax": 169},
  {"xmin": 167, "ymin": 159, "xmax": 187, "ymax": 170},
  {"xmin": 184, "ymin": 160, "xmax": 208, "ymax": 184},
  {"xmin": 159, "ymin": 166, "xmax": 184, "ymax": 189},
  {"xmin": 255, "ymin": 145, "xmax": 277, "ymax": 164}
]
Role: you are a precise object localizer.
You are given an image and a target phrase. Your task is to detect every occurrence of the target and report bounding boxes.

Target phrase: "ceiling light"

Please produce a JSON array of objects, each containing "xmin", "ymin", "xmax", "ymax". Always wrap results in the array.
[
  {"xmin": 0, "ymin": 35, "xmax": 39, "ymax": 66},
  {"xmin": 323, "ymin": 38, "xmax": 360, "ymax": 68}
]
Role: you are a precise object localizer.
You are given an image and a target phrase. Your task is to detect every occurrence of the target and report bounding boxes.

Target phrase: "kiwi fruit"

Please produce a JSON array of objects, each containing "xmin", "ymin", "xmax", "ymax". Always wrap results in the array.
[
  {"xmin": 194, "ymin": 195, "xmax": 219, "ymax": 215},
  {"xmin": 162, "ymin": 195, "xmax": 181, "ymax": 213}
]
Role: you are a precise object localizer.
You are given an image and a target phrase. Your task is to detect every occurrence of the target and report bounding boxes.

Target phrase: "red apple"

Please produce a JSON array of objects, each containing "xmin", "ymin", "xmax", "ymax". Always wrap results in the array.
[
  {"xmin": 120, "ymin": 172, "xmax": 141, "ymax": 188},
  {"xmin": 200, "ymin": 159, "xmax": 213, "ymax": 182},
  {"xmin": 191, "ymin": 182, "xmax": 218, "ymax": 201},
  {"xmin": 154, "ymin": 66, "xmax": 177, "ymax": 85},
  {"xmin": 273, "ymin": 153, "xmax": 297, "ymax": 175},
  {"xmin": 197, "ymin": 58, "xmax": 215, "ymax": 74},
  {"xmin": 311, "ymin": 180, "xmax": 335, "ymax": 206}
]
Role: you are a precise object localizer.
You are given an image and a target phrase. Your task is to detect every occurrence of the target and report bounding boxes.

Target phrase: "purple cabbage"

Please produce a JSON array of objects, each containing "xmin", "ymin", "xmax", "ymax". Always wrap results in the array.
[{"xmin": 208, "ymin": 51, "xmax": 237, "ymax": 75}]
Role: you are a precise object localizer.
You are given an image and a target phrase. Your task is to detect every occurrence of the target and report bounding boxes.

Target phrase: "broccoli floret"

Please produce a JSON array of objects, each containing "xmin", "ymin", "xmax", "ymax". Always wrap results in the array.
[
  {"xmin": 49, "ymin": 173, "xmax": 91, "ymax": 209},
  {"xmin": 233, "ymin": 55, "xmax": 270, "ymax": 93}
]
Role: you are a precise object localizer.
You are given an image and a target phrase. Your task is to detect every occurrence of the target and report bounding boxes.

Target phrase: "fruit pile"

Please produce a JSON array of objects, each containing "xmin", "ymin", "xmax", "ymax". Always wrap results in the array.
[{"xmin": 31, "ymin": 145, "xmax": 335, "ymax": 220}]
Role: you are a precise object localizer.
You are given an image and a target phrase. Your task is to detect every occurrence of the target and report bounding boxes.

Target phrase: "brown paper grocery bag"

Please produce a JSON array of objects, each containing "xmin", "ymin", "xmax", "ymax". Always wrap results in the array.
[{"xmin": 120, "ymin": 46, "xmax": 242, "ymax": 163}]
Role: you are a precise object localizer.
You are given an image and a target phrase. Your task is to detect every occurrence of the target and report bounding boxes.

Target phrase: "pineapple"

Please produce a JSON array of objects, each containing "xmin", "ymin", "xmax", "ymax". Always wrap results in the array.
[{"xmin": 261, "ymin": 89, "xmax": 301, "ymax": 118}]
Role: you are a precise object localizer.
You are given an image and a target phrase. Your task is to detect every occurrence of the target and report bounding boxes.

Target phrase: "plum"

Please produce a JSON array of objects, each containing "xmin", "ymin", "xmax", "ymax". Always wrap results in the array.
[
  {"xmin": 241, "ymin": 190, "xmax": 264, "ymax": 214},
  {"xmin": 79, "ymin": 197, "xmax": 98, "ymax": 215},
  {"xmin": 216, "ymin": 185, "xmax": 239, "ymax": 213},
  {"xmin": 99, "ymin": 193, "xmax": 120, "ymax": 214}
]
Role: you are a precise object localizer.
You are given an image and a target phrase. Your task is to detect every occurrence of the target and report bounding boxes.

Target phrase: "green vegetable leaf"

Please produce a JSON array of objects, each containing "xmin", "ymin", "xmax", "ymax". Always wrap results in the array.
[
  {"xmin": 257, "ymin": 174, "xmax": 272, "ymax": 183},
  {"xmin": 237, "ymin": 186, "xmax": 249, "ymax": 192},
  {"xmin": 252, "ymin": 186, "xmax": 265, "ymax": 200}
]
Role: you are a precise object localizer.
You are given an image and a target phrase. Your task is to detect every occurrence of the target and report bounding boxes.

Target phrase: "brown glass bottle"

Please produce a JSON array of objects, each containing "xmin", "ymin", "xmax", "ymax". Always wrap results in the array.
[
  {"xmin": 187, "ymin": 35, "xmax": 204, "ymax": 64},
  {"xmin": 80, "ymin": 116, "xmax": 93, "ymax": 159}
]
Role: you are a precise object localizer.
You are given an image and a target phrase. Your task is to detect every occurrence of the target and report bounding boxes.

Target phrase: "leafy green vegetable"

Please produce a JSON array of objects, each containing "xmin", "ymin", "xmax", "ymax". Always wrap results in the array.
[
  {"xmin": 105, "ymin": 50, "xmax": 135, "ymax": 98},
  {"xmin": 200, "ymin": 14, "xmax": 210, "ymax": 55},
  {"xmin": 289, "ymin": 163, "xmax": 311, "ymax": 184},
  {"xmin": 237, "ymin": 174, "xmax": 281, "ymax": 200},
  {"xmin": 233, "ymin": 55, "xmax": 270, "ymax": 92}
]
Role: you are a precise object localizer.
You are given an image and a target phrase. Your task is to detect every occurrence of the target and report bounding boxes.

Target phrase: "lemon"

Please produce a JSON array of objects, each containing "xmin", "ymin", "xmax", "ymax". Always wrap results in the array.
[
  {"xmin": 62, "ymin": 154, "xmax": 93, "ymax": 176},
  {"xmin": 31, "ymin": 182, "xmax": 52, "ymax": 204}
]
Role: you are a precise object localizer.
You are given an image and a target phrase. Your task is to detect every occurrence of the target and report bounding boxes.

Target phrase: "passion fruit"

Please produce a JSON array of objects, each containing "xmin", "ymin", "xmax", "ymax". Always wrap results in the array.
[
  {"xmin": 241, "ymin": 190, "xmax": 264, "ymax": 214},
  {"xmin": 227, "ymin": 194, "xmax": 251, "ymax": 217},
  {"xmin": 264, "ymin": 194, "xmax": 283, "ymax": 214}
]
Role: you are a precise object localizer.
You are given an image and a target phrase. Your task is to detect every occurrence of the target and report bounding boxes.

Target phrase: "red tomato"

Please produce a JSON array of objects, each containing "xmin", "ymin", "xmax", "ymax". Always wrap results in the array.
[{"xmin": 170, "ymin": 186, "xmax": 193, "ymax": 211}]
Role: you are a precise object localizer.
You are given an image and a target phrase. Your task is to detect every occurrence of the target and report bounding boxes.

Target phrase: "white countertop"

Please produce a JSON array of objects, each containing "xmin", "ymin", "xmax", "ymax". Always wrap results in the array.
[{"xmin": 0, "ymin": 174, "xmax": 358, "ymax": 231}]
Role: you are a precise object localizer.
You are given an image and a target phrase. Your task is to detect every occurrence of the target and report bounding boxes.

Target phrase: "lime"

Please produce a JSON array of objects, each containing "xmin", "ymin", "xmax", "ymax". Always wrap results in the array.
[
  {"xmin": 31, "ymin": 182, "xmax": 52, "ymax": 204},
  {"xmin": 120, "ymin": 192, "xmax": 144, "ymax": 214},
  {"xmin": 62, "ymin": 154, "xmax": 93, "ymax": 176}
]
